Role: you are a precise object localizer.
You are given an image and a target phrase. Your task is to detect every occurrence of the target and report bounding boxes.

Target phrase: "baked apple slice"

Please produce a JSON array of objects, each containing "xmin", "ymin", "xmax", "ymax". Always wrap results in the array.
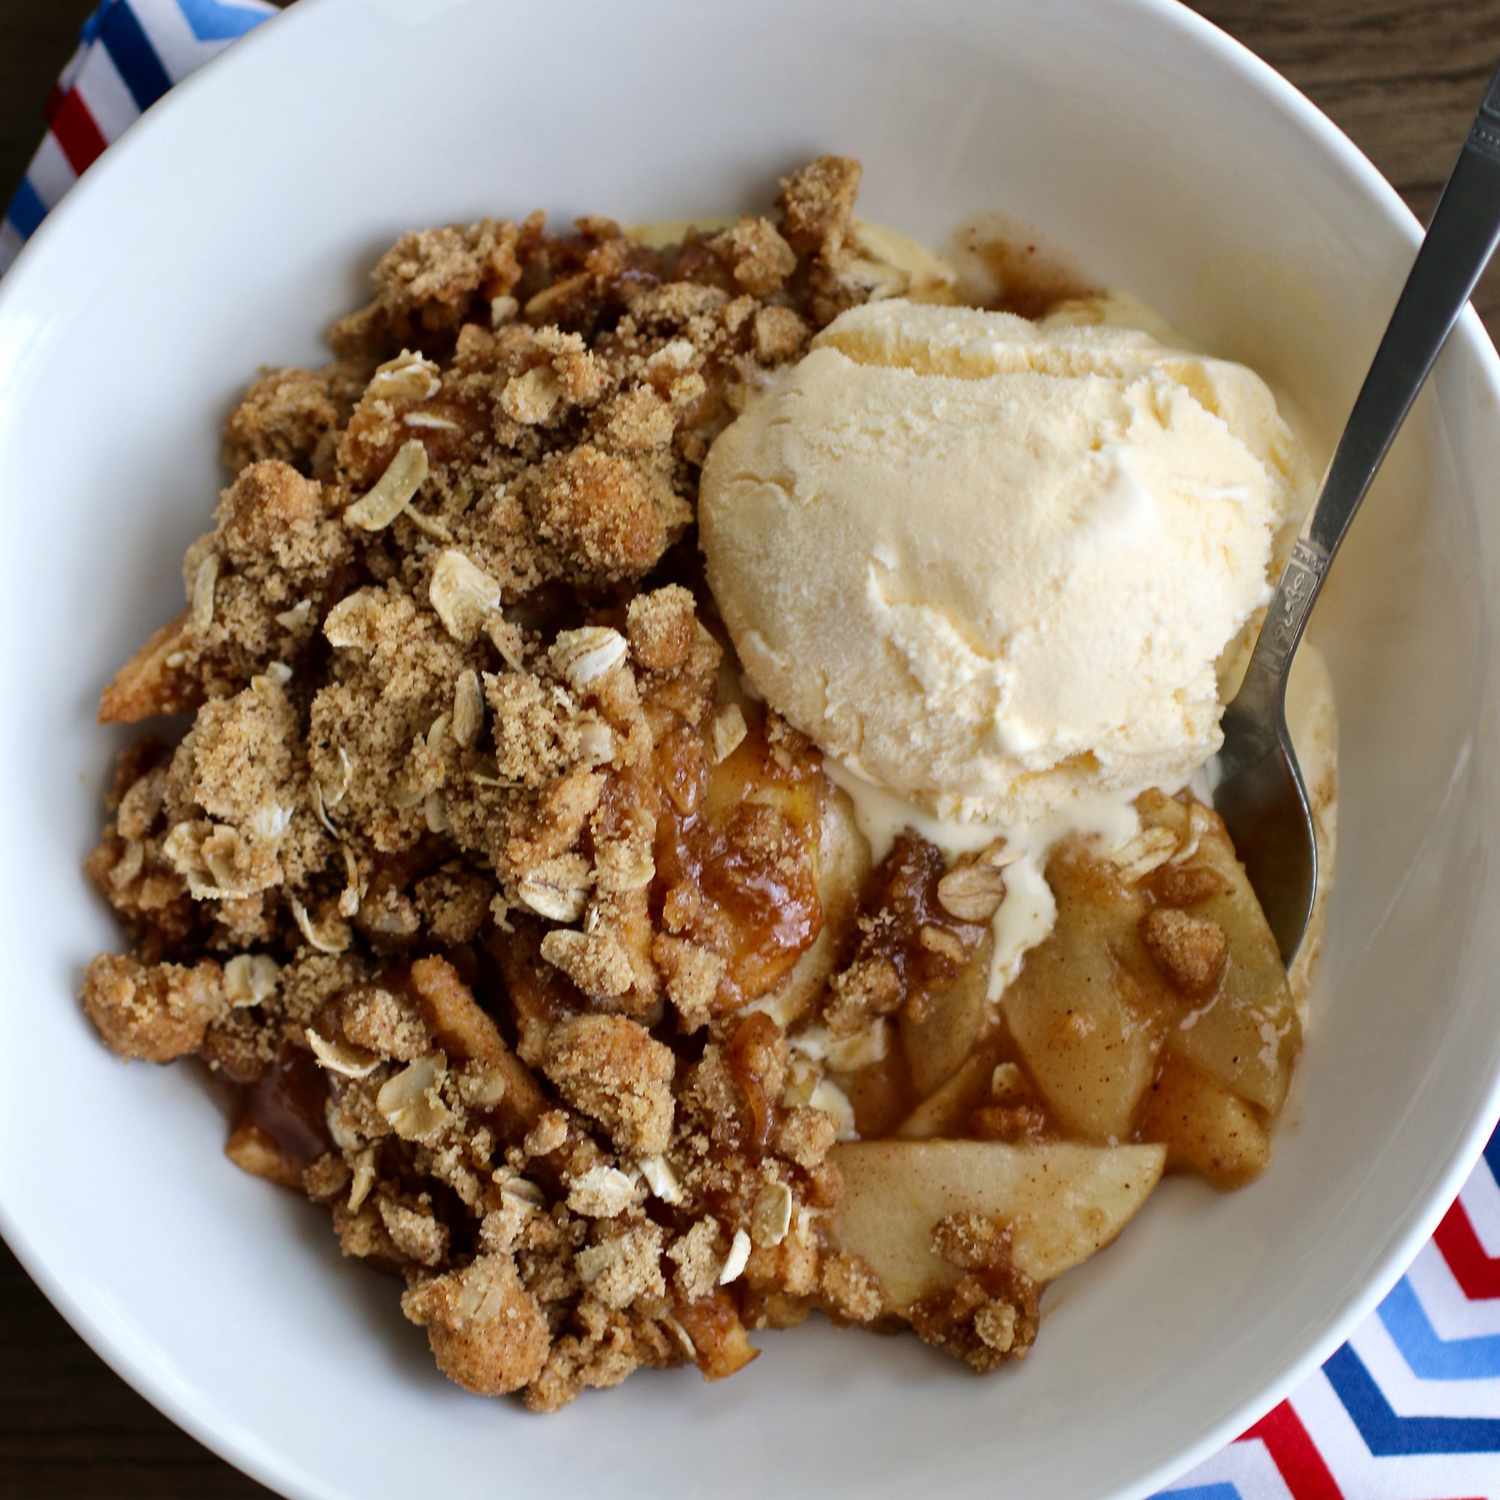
[
  {"xmin": 1001, "ymin": 847, "xmax": 1164, "ymax": 1141},
  {"xmin": 1137, "ymin": 1055, "xmax": 1270, "ymax": 1189},
  {"xmin": 829, "ymin": 1140, "xmax": 1165, "ymax": 1309},
  {"xmin": 1139, "ymin": 794, "xmax": 1301, "ymax": 1114},
  {"xmin": 899, "ymin": 934, "xmax": 991, "ymax": 1100}
]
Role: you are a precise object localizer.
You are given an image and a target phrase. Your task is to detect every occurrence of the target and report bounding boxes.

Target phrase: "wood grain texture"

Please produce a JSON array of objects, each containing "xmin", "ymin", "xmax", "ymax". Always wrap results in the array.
[
  {"xmin": 1, "ymin": 2, "xmax": 1497, "ymax": 1496},
  {"xmin": 1195, "ymin": 0, "xmax": 1500, "ymax": 327}
]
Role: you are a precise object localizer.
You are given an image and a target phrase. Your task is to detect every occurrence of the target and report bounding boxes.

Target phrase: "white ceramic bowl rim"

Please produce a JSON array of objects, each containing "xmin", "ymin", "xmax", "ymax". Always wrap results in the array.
[{"xmin": 3, "ymin": 3, "xmax": 1499, "ymax": 1498}]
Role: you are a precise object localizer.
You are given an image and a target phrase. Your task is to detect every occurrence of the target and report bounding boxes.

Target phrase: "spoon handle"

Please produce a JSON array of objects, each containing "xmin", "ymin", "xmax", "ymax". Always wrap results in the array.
[{"xmin": 1237, "ymin": 62, "xmax": 1500, "ymax": 708}]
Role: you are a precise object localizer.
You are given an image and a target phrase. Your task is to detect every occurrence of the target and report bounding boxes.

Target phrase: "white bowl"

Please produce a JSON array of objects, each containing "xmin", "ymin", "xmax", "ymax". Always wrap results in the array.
[{"xmin": 2, "ymin": 1, "xmax": 1498, "ymax": 1496}]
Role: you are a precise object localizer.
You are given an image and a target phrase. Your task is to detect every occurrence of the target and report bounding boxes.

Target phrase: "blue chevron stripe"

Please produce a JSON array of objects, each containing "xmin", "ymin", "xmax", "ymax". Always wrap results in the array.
[
  {"xmin": 1324, "ymin": 1343, "xmax": 1500, "ymax": 1454},
  {"xmin": 1155, "ymin": 1486, "xmax": 1242, "ymax": 1499},
  {"xmin": 1377, "ymin": 1275, "xmax": 1500, "ymax": 1378},
  {"xmin": 7, "ymin": 178, "xmax": 47, "ymax": 239},
  {"xmin": 1484, "ymin": 1124, "xmax": 1500, "ymax": 1183},
  {"xmin": 178, "ymin": 0, "xmax": 270, "ymax": 42},
  {"xmin": 78, "ymin": 3, "xmax": 112, "ymax": 50},
  {"xmin": 98, "ymin": 2, "xmax": 173, "ymax": 111}
]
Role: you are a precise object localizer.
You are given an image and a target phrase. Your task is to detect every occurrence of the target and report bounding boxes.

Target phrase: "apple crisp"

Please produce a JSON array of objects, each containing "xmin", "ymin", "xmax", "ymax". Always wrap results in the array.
[{"xmin": 82, "ymin": 157, "xmax": 1315, "ymax": 1408}]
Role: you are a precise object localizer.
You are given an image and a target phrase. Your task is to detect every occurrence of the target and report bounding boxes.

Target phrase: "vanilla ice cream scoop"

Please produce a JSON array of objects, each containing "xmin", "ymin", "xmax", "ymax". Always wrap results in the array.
[{"xmin": 700, "ymin": 298, "xmax": 1310, "ymax": 823}]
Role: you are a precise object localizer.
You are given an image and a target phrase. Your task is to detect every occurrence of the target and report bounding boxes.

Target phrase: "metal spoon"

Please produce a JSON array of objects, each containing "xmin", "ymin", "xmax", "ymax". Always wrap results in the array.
[{"xmin": 1214, "ymin": 63, "xmax": 1500, "ymax": 965}]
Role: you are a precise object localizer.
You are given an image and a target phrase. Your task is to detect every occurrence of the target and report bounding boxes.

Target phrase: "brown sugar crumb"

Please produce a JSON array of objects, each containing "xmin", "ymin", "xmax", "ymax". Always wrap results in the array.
[
  {"xmin": 1149, "ymin": 863, "xmax": 1225, "ymax": 908},
  {"xmin": 931, "ymin": 1211, "xmax": 1011, "ymax": 1271},
  {"xmin": 332, "ymin": 1200, "xmax": 402, "ymax": 1263},
  {"xmin": 521, "ymin": 1301, "xmax": 683, "ymax": 1413},
  {"xmin": 777, "ymin": 155, "xmax": 861, "ymax": 261},
  {"xmin": 336, "ymin": 985, "xmax": 430, "ymax": 1061},
  {"xmin": 97, "ymin": 613, "xmax": 202, "ymax": 725},
  {"xmin": 675, "ymin": 1050, "xmax": 741, "ymax": 1159},
  {"xmin": 378, "ymin": 1193, "xmax": 451, "ymax": 1267},
  {"xmin": 200, "ymin": 1007, "xmax": 274, "ymax": 1084},
  {"xmin": 402, "ymin": 1253, "xmax": 550, "ymax": 1396},
  {"xmin": 652, "ymin": 933, "xmax": 725, "ymax": 1032},
  {"xmin": 707, "ymin": 217, "xmax": 797, "ymax": 297},
  {"xmin": 772, "ymin": 1106, "xmax": 837, "ymax": 1170},
  {"xmin": 277, "ymin": 952, "xmax": 373, "ymax": 1036},
  {"xmin": 626, "ymin": 585, "xmax": 696, "ymax": 674},
  {"xmin": 907, "ymin": 1272, "xmax": 1041, "ymax": 1373},
  {"xmin": 1141, "ymin": 907, "xmax": 1229, "ymax": 996},
  {"xmin": 667, "ymin": 1217, "xmax": 725, "ymax": 1301},
  {"xmin": 592, "ymin": 816, "xmax": 656, "ymax": 898},
  {"xmin": 499, "ymin": 766, "xmax": 608, "ymax": 881},
  {"xmin": 824, "ymin": 953, "xmax": 902, "ymax": 1035},
  {"xmin": 81, "ymin": 955, "xmax": 226, "ymax": 1062},
  {"xmin": 89, "ymin": 857, "xmax": 193, "ymax": 949},
  {"xmin": 519, "ymin": 446, "xmax": 679, "ymax": 587},
  {"xmin": 168, "ymin": 674, "xmax": 299, "ymax": 832},
  {"xmin": 302, "ymin": 1151, "xmax": 351, "ymax": 1202},
  {"xmin": 485, "ymin": 671, "xmax": 586, "ymax": 789},
  {"xmin": 818, "ymin": 1251, "xmax": 883, "ymax": 1324},
  {"xmin": 539, "ymin": 928, "xmax": 635, "ymax": 999},
  {"xmin": 223, "ymin": 364, "xmax": 362, "ymax": 478},
  {"xmin": 752, "ymin": 305, "xmax": 812, "ymax": 364},
  {"xmin": 352, "ymin": 219, "xmax": 527, "ymax": 348},
  {"xmin": 412, "ymin": 865, "xmax": 491, "ymax": 944},
  {"xmin": 576, "ymin": 1222, "xmax": 666, "ymax": 1310},
  {"xmin": 593, "ymin": 385, "xmax": 675, "ymax": 453},
  {"xmin": 214, "ymin": 461, "xmax": 352, "ymax": 586},
  {"xmin": 905, "ymin": 1215, "xmax": 1042, "ymax": 1371},
  {"xmin": 544, "ymin": 1015, "xmax": 674, "ymax": 1155}
]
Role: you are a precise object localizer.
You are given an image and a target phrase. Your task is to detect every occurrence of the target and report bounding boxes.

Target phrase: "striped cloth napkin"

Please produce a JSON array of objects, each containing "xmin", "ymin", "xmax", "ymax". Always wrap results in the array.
[
  {"xmin": 4, "ymin": 5, "xmax": 1500, "ymax": 1496},
  {"xmin": 0, "ymin": 0, "xmax": 273, "ymax": 271}
]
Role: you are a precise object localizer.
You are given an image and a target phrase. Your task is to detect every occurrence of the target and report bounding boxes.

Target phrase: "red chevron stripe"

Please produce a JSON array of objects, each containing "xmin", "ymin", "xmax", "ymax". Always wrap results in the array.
[
  {"xmin": 1433, "ymin": 1197, "xmax": 1500, "ymax": 1299},
  {"xmin": 48, "ymin": 88, "xmax": 107, "ymax": 176},
  {"xmin": 1238, "ymin": 1401, "xmax": 1342, "ymax": 1500}
]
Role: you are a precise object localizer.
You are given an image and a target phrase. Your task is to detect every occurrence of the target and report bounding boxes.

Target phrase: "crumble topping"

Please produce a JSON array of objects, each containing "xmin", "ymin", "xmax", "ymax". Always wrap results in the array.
[
  {"xmin": 84, "ymin": 158, "xmax": 894, "ymax": 1411},
  {"xmin": 543, "ymin": 1015, "xmax": 675, "ymax": 1155},
  {"xmin": 1140, "ymin": 907, "xmax": 1229, "ymax": 996},
  {"xmin": 81, "ymin": 954, "xmax": 226, "ymax": 1062},
  {"xmin": 401, "ymin": 1253, "xmax": 552, "ymax": 1396},
  {"xmin": 821, "ymin": 835, "xmax": 986, "ymax": 1036}
]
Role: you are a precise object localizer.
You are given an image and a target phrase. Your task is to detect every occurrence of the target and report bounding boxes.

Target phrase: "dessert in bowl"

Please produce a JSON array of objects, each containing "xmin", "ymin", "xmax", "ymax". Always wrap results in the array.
[
  {"xmin": 1, "ymin": 2, "xmax": 1498, "ymax": 1497},
  {"xmin": 79, "ymin": 155, "xmax": 1340, "ymax": 1405}
]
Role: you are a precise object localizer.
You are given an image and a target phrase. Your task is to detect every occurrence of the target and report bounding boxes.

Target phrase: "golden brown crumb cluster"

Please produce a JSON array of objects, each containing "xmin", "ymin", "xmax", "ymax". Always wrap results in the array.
[
  {"xmin": 820, "ymin": 835, "xmax": 989, "ymax": 1037},
  {"xmin": 908, "ymin": 1214, "xmax": 1040, "ymax": 1371},
  {"xmin": 81, "ymin": 158, "xmax": 917, "ymax": 1410}
]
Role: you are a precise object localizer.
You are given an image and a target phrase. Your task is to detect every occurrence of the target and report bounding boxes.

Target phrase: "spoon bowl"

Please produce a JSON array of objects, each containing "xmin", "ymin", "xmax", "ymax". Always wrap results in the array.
[{"xmin": 1213, "ymin": 688, "xmax": 1317, "ymax": 965}]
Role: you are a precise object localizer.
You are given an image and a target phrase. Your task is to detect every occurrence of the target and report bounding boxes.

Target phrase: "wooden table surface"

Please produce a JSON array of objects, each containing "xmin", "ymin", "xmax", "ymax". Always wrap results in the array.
[{"xmin": 3, "ymin": 2, "xmax": 1499, "ymax": 1496}]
